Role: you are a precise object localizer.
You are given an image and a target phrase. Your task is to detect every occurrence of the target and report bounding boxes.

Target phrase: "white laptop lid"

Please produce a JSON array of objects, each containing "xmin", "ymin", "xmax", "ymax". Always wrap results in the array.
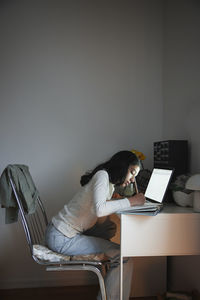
[{"xmin": 144, "ymin": 168, "xmax": 173, "ymax": 203}]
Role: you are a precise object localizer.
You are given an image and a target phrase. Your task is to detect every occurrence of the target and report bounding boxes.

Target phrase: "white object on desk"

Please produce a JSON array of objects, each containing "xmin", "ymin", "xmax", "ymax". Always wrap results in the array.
[
  {"xmin": 186, "ymin": 174, "xmax": 200, "ymax": 212},
  {"xmin": 172, "ymin": 190, "xmax": 193, "ymax": 207},
  {"xmin": 119, "ymin": 205, "xmax": 200, "ymax": 300}
]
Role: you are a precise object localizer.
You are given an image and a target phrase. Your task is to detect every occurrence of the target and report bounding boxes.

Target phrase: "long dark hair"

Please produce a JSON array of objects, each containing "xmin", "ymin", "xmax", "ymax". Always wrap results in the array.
[{"xmin": 80, "ymin": 150, "xmax": 140, "ymax": 186}]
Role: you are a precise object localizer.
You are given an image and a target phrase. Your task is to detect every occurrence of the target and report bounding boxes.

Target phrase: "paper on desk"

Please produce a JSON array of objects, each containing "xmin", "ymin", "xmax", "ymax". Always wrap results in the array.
[{"xmin": 117, "ymin": 203, "xmax": 162, "ymax": 215}]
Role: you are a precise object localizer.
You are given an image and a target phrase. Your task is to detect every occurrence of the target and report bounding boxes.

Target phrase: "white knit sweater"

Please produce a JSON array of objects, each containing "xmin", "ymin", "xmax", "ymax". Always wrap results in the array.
[{"xmin": 52, "ymin": 170, "xmax": 130, "ymax": 237}]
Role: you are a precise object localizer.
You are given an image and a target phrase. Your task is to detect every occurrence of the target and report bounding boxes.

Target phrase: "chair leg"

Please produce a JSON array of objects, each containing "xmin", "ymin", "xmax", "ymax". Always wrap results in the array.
[
  {"xmin": 46, "ymin": 264, "xmax": 107, "ymax": 300},
  {"xmin": 88, "ymin": 265, "xmax": 107, "ymax": 300}
]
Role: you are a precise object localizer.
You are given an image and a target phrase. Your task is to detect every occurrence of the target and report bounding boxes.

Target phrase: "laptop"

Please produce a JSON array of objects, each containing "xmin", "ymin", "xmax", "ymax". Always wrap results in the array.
[
  {"xmin": 118, "ymin": 168, "xmax": 174, "ymax": 214},
  {"xmin": 144, "ymin": 168, "xmax": 174, "ymax": 204}
]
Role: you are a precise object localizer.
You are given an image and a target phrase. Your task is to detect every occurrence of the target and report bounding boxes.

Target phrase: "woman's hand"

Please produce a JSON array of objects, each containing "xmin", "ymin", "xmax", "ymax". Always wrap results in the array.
[{"xmin": 128, "ymin": 193, "xmax": 146, "ymax": 206}]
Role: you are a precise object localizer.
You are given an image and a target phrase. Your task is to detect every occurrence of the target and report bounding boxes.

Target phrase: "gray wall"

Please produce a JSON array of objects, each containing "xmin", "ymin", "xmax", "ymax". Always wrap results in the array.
[
  {"xmin": 163, "ymin": 0, "xmax": 200, "ymax": 292},
  {"xmin": 0, "ymin": 0, "xmax": 163, "ymax": 293},
  {"xmin": 163, "ymin": 0, "xmax": 200, "ymax": 172}
]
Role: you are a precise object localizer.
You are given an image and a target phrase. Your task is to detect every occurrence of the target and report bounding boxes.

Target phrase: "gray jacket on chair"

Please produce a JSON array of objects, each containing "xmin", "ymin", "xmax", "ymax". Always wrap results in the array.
[{"xmin": 0, "ymin": 164, "xmax": 39, "ymax": 224}]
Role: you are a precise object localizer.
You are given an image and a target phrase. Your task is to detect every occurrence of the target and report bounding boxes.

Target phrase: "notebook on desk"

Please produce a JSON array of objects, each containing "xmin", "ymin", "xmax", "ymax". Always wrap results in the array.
[{"xmin": 117, "ymin": 168, "xmax": 174, "ymax": 215}]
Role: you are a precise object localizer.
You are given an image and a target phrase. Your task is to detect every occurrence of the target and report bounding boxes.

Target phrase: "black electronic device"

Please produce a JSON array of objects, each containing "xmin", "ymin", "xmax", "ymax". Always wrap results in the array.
[{"xmin": 153, "ymin": 140, "xmax": 189, "ymax": 178}]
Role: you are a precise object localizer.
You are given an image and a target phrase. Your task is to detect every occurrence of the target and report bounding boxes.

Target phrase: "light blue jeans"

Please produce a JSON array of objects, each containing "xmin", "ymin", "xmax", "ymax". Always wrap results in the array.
[{"xmin": 45, "ymin": 218, "xmax": 133, "ymax": 300}]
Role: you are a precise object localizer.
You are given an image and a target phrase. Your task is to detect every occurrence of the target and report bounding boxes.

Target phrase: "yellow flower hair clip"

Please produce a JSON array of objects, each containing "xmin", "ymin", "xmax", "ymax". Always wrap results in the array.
[{"xmin": 131, "ymin": 149, "xmax": 146, "ymax": 161}]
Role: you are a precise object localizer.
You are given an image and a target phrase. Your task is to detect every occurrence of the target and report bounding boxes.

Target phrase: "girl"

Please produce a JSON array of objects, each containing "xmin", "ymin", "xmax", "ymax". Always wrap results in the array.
[{"xmin": 45, "ymin": 150, "xmax": 145, "ymax": 299}]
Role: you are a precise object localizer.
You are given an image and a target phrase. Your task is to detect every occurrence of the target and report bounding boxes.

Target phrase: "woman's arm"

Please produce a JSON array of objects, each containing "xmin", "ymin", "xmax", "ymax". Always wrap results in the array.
[{"xmin": 91, "ymin": 171, "xmax": 132, "ymax": 217}]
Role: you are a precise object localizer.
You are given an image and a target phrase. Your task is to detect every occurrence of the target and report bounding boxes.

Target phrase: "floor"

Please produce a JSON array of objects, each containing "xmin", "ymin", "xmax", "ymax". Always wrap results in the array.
[{"xmin": 0, "ymin": 286, "xmax": 157, "ymax": 300}]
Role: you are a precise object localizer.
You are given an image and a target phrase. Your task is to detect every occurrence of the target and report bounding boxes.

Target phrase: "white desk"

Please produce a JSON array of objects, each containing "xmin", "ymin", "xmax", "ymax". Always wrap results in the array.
[{"xmin": 119, "ymin": 205, "xmax": 200, "ymax": 300}]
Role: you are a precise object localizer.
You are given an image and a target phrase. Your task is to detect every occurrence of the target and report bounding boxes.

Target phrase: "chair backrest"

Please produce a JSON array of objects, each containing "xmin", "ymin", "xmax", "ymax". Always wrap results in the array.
[{"xmin": 8, "ymin": 173, "xmax": 48, "ymax": 256}]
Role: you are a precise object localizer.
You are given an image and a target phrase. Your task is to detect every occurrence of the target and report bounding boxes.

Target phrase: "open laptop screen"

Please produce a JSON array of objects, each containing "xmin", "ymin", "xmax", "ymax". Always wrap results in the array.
[{"xmin": 144, "ymin": 168, "xmax": 173, "ymax": 203}]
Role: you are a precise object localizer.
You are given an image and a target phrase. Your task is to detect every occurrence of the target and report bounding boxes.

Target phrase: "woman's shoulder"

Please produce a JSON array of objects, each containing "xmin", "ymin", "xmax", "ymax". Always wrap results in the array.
[{"xmin": 93, "ymin": 170, "xmax": 109, "ymax": 180}]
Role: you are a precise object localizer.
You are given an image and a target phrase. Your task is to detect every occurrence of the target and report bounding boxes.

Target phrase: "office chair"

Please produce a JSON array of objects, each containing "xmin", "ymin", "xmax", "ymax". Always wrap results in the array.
[{"xmin": 7, "ymin": 166, "xmax": 108, "ymax": 300}]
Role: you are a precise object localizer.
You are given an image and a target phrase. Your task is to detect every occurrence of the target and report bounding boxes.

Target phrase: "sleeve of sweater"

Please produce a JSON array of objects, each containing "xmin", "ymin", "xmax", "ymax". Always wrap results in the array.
[{"xmin": 91, "ymin": 170, "xmax": 131, "ymax": 217}]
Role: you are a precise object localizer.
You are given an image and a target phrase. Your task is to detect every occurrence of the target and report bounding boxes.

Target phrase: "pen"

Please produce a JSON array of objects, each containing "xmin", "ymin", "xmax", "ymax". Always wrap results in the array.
[{"xmin": 134, "ymin": 177, "xmax": 139, "ymax": 194}]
